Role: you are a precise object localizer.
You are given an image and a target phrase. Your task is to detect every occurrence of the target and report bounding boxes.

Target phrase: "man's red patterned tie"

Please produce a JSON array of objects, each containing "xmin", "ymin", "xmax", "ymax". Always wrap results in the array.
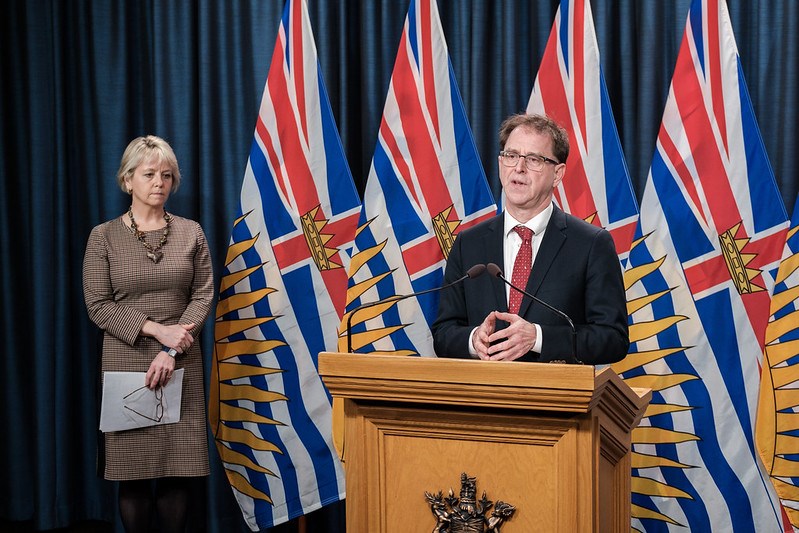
[{"xmin": 508, "ymin": 225, "xmax": 533, "ymax": 314}]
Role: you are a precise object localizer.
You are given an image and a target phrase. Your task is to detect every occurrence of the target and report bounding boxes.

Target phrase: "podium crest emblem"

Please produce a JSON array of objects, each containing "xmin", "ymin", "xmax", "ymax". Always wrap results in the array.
[{"xmin": 424, "ymin": 473, "xmax": 516, "ymax": 532}]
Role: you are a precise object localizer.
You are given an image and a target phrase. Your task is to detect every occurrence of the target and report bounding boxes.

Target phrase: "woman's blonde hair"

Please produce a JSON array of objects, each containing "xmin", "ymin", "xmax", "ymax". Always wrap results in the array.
[{"xmin": 116, "ymin": 135, "xmax": 182, "ymax": 193}]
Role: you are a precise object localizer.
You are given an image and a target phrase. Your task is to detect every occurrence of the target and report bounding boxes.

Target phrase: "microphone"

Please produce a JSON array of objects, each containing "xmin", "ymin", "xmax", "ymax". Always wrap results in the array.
[
  {"xmin": 345, "ymin": 263, "xmax": 487, "ymax": 353},
  {"xmin": 486, "ymin": 262, "xmax": 581, "ymax": 364}
]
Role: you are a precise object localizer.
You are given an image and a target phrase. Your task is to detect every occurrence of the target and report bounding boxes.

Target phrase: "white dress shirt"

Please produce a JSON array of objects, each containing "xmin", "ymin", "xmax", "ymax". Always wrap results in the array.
[{"xmin": 468, "ymin": 203, "xmax": 554, "ymax": 356}]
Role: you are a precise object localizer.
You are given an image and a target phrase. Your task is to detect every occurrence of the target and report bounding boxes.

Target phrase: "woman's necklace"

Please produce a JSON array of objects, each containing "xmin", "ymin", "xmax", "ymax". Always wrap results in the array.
[{"xmin": 128, "ymin": 207, "xmax": 172, "ymax": 263}]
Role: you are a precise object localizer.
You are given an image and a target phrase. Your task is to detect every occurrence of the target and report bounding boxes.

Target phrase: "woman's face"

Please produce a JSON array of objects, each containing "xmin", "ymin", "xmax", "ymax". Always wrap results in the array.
[{"xmin": 126, "ymin": 154, "xmax": 174, "ymax": 209}]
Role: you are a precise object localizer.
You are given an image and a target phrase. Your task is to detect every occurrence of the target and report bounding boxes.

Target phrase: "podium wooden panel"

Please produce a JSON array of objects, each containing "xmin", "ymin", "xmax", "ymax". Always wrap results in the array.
[{"xmin": 319, "ymin": 352, "xmax": 650, "ymax": 533}]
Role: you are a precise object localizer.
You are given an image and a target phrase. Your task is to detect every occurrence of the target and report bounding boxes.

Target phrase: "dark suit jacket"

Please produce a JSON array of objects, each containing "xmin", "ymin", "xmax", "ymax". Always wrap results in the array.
[{"xmin": 431, "ymin": 205, "xmax": 629, "ymax": 364}]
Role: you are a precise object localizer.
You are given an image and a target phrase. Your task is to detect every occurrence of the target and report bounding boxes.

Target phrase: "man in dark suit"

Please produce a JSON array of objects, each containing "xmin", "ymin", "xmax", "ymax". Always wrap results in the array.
[{"xmin": 432, "ymin": 113, "xmax": 628, "ymax": 365}]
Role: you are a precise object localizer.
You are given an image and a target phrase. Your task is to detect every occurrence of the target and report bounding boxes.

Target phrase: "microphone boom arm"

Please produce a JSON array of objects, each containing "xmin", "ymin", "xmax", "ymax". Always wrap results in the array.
[{"xmin": 345, "ymin": 263, "xmax": 487, "ymax": 354}]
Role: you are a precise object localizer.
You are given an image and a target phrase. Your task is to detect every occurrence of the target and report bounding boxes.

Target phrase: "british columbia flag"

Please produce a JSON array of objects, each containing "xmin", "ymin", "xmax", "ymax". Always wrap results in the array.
[
  {"xmin": 527, "ymin": 0, "xmax": 638, "ymax": 263},
  {"xmin": 339, "ymin": 0, "xmax": 496, "ymax": 357},
  {"xmin": 208, "ymin": 0, "xmax": 358, "ymax": 529},
  {"xmin": 756, "ymin": 192, "xmax": 799, "ymax": 530},
  {"xmin": 617, "ymin": 0, "xmax": 792, "ymax": 531}
]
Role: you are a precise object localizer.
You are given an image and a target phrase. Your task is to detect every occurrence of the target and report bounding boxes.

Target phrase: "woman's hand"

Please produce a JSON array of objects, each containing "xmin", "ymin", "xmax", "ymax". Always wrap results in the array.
[
  {"xmin": 158, "ymin": 323, "xmax": 196, "ymax": 354},
  {"xmin": 142, "ymin": 320, "xmax": 196, "ymax": 354},
  {"xmin": 145, "ymin": 350, "xmax": 176, "ymax": 389}
]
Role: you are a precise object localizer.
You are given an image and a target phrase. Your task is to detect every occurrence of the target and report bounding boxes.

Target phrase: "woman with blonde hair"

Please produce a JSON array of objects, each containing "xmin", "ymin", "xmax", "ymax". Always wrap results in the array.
[{"xmin": 83, "ymin": 135, "xmax": 214, "ymax": 533}]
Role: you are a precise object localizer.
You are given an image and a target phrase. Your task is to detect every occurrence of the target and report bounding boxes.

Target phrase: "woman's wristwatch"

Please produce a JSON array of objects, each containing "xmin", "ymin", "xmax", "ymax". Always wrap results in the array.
[{"xmin": 162, "ymin": 345, "xmax": 178, "ymax": 358}]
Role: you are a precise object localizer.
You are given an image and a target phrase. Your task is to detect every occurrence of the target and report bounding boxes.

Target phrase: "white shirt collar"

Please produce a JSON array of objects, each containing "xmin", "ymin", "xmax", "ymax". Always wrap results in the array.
[{"xmin": 504, "ymin": 202, "xmax": 553, "ymax": 238}]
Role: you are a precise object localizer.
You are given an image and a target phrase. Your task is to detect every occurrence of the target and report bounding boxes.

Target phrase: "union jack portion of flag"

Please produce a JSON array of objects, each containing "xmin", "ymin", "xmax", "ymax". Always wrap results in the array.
[
  {"xmin": 339, "ymin": 0, "xmax": 496, "ymax": 357},
  {"xmin": 208, "ymin": 0, "xmax": 357, "ymax": 529},
  {"xmin": 527, "ymin": 0, "xmax": 638, "ymax": 262},
  {"xmin": 756, "ymin": 192, "xmax": 799, "ymax": 530},
  {"xmin": 616, "ymin": 0, "xmax": 791, "ymax": 530}
]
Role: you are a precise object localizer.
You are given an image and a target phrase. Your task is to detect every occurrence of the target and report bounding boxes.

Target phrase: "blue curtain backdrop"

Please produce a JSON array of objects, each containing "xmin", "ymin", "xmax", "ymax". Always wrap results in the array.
[{"xmin": 1, "ymin": 1, "xmax": 797, "ymax": 531}]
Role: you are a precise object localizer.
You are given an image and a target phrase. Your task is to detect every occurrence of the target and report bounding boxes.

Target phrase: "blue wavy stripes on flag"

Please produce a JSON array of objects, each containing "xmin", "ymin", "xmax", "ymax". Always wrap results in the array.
[
  {"xmin": 614, "ymin": 0, "xmax": 791, "ymax": 531},
  {"xmin": 209, "ymin": 0, "xmax": 357, "ymax": 529},
  {"xmin": 339, "ymin": 0, "xmax": 496, "ymax": 357},
  {"xmin": 527, "ymin": 0, "xmax": 638, "ymax": 263},
  {"xmin": 756, "ymin": 192, "xmax": 799, "ymax": 530}
]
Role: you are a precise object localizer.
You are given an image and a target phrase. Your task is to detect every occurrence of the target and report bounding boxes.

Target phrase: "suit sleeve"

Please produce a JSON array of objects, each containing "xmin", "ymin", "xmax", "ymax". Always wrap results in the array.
[
  {"xmin": 431, "ymin": 234, "xmax": 475, "ymax": 358},
  {"xmin": 539, "ymin": 228, "xmax": 629, "ymax": 364}
]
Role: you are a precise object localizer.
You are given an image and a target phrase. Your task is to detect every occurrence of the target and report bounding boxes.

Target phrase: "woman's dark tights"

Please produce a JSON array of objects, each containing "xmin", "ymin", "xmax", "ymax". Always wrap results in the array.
[{"xmin": 118, "ymin": 477, "xmax": 191, "ymax": 533}]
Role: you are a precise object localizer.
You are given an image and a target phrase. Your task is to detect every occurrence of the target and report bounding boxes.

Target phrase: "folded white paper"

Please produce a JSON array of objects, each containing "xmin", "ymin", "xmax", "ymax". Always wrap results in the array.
[{"xmin": 100, "ymin": 369, "xmax": 184, "ymax": 432}]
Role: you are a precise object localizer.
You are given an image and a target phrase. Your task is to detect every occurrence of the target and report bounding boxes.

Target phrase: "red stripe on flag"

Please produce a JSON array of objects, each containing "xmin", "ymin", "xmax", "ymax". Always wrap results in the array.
[
  {"xmin": 272, "ymin": 212, "xmax": 360, "ymax": 271},
  {"xmin": 420, "ymin": 0, "xmax": 439, "ymax": 142},
  {"xmin": 657, "ymin": 128, "xmax": 706, "ymax": 225},
  {"xmin": 272, "ymin": 233, "xmax": 308, "ymax": 270},
  {"xmin": 271, "ymin": 210, "xmax": 359, "ymax": 315},
  {"xmin": 670, "ymin": 29, "xmax": 740, "ymax": 232},
  {"xmin": 324, "ymin": 211, "xmax": 362, "ymax": 249},
  {"xmin": 706, "ymin": 0, "xmax": 728, "ymax": 155},
  {"xmin": 389, "ymin": 36, "xmax": 454, "ymax": 217},
  {"xmin": 400, "ymin": 207, "xmax": 495, "ymax": 279},
  {"xmin": 573, "ymin": 0, "xmax": 587, "ymax": 143},
  {"xmin": 684, "ymin": 254, "xmax": 729, "ymax": 294},
  {"xmin": 537, "ymin": 28, "xmax": 599, "ymax": 223},
  {"xmin": 608, "ymin": 220, "xmax": 637, "ymax": 257},
  {"xmin": 658, "ymin": 108, "xmax": 774, "ymax": 342},
  {"xmin": 403, "ymin": 236, "xmax": 444, "ymax": 277},
  {"xmin": 683, "ymin": 250, "xmax": 774, "ymax": 351},
  {"xmin": 321, "ymin": 267, "xmax": 349, "ymax": 316},
  {"xmin": 265, "ymin": 40, "xmax": 320, "ymax": 214},
  {"xmin": 291, "ymin": 1, "xmax": 308, "ymax": 146},
  {"xmin": 255, "ymin": 116, "xmax": 290, "ymax": 203},
  {"xmin": 379, "ymin": 117, "xmax": 419, "ymax": 206},
  {"xmin": 458, "ymin": 210, "xmax": 497, "ymax": 232},
  {"xmin": 671, "ymin": 13, "xmax": 779, "ymax": 349}
]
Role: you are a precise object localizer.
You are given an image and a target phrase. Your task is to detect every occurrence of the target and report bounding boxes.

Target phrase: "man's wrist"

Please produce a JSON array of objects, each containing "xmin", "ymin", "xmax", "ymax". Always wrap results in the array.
[
  {"xmin": 162, "ymin": 345, "xmax": 178, "ymax": 358},
  {"xmin": 467, "ymin": 326, "xmax": 480, "ymax": 357}
]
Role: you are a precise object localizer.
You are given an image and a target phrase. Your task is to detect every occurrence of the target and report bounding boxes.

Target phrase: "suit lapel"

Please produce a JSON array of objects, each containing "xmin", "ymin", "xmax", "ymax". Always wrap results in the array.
[
  {"xmin": 482, "ymin": 213, "xmax": 507, "ymax": 312},
  {"xmin": 519, "ymin": 206, "xmax": 567, "ymax": 316}
]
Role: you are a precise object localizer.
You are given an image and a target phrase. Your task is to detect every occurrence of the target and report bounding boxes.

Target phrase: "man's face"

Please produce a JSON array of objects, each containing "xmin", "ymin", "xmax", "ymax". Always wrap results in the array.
[{"xmin": 498, "ymin": 126, "xmax": 564, "ymax": 221}]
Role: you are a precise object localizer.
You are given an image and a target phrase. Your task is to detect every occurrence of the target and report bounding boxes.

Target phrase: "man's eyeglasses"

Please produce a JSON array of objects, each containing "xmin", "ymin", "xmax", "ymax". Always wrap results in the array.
[
  {"xmin": 123, "ymin": 385, "xmax": 164, "ymax": 423},
  {"xmin": 499, "ymin": 151, "xmax": 560, "ymax": 171}
]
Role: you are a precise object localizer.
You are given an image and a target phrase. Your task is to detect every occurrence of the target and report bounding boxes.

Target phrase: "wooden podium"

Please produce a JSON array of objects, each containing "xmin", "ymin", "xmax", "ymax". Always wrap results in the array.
[{"xmin": 318, "ymin": 352, "xmax": 650, "ymax": 533}]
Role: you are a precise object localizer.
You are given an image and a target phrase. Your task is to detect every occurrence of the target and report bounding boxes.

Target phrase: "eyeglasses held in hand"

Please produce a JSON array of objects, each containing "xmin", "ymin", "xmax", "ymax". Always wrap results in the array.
[
  {"xmin": 123, "ymin": 385, "xmax": 164, "ymax": 423},
  {"xmin": 499, "ymin": 150, "xmax": 560, "ymax": 171}
]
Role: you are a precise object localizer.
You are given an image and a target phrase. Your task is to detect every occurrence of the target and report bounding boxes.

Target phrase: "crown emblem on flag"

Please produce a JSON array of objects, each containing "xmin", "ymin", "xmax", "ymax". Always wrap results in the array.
[
  {"xmin": 432, "ymin": 205, "xmax": 461, "ymax": 259},
  {"xmin": 719, "ymin": 221, "xmax": 764, "ymax": 295},
  {"xmin": 301, "ymin": 206, "xmax": 341, "ymax": 271}
]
